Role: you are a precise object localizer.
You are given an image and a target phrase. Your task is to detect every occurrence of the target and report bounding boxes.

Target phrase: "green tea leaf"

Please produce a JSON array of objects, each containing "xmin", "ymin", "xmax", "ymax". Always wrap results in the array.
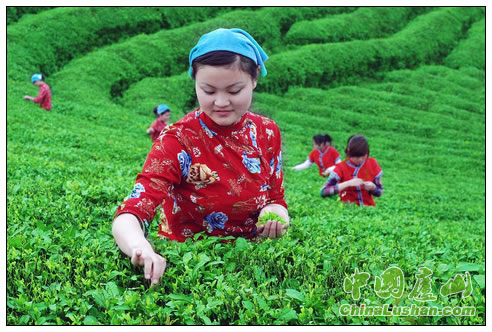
[
  {"xmin": 473, "ymin": 275, "xmax": 485, "ymax": 289},
  {"xmin": 285, "ymin": 288, "xmax": 305, "ymax": 302},
  {"xmin": 83, "ymin": 315, "xmax": 100, "ymax": 325},
  {"xmin": 457, "ymin": 262, "xmax": 483, "ymax": 272}
]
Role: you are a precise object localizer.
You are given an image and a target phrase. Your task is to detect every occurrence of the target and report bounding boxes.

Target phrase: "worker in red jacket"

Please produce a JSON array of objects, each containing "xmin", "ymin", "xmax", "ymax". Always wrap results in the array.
[
  {"xmin": 23, "ymin": 73, "xmax": 52, "ymax": 111},
  {"xmin": 293, "ymin": 134, "xmax": 341, "ymax": 177},
  {"xmin": 321, "ymin": 134, "xmax": 383, "ymax": 206},
  {"xmin": 147, "ymin": 104, "xmax": 171, "ymax": 142}
]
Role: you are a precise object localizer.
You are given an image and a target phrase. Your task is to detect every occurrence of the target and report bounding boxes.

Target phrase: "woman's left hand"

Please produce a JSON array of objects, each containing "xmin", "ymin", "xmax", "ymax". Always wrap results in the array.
[
  {"xmin": 363, "ymin": 181, "xmax": 376, "ymax": 192},
  {"xmin": 257, "ymin": 220, "xmax": 289, "ymax": 238},
  {"xmin": 257, "ymin": 204, "xmax": 290, "ymax": 239}
]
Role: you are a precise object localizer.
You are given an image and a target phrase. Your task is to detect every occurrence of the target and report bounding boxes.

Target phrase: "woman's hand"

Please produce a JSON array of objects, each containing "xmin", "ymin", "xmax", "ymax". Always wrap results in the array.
[
  {"xmin": 257, "ymin": 220, "xmax": 289, "ymax": 238},
  {"xmin": 348, "ymin": 178, "xmax": 364, "ymax": 187},
  {"xmin": 362, "ymin": 181, "xmax": 376, "ymax": 192},
  {"xmin": 257, "ymin": 204, "xmax": 290, "ymax": 239},
  {"xmin": 130, "ymin": 248, "xmax": 167, "ymax": 286},
  {"xmin": 112, "ymin": 213, "xmax": 167, "ymax": 286}
]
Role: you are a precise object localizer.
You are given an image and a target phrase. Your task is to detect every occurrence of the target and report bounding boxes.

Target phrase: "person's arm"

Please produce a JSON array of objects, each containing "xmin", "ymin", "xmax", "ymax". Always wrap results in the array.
[
  {"xmin": 112, "ymin": 213, "xmax": 166, "ymax": 286},
  {"xmin": 258, "ymin": 124, "xmax": 289, "ymax": 239},
  {"xmin": 292, "ymin": 158, "xmax": 313, "ymax": 170},
  {"xmin": 321, "ymin": 165, "xmax": 336, "ymax": 177},
  {"xmin": 363, "ymin": 171, "xmax": 383, "ymax": 197},
  {"xmin": 337, "ymin": 178, "xmax": 364, "ymax": 192},
  {"xmin": 23, "ymin": 95, "xmax": 35, "ymax": 101},
  {"xmin": 321, "ymin": 170, "xmax": 363, "ymax": 198},
  {"xmin": 147, "ymin": 120, "xmax": 156, "ymax": 135},
  {"xmin": 113, "ymin": 134, "xmax": 182, "ymax": 285}
]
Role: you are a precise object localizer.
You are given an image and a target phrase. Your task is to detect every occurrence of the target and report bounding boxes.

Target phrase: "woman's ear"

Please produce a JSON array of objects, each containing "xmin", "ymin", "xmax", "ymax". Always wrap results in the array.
[{"xmin": 252, "ymin": 65, "xmax": 261, "ymax": 89}]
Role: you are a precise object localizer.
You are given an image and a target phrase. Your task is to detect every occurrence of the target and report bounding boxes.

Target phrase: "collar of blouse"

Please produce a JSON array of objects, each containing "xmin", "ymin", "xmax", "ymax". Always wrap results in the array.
[{"xmin": 198, "ymin": 109, "xmax": 250, "ymax": 137}]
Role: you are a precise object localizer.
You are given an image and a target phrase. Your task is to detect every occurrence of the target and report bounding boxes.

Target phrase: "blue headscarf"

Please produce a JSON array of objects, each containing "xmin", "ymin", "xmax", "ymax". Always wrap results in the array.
[
  {"xmin": 31, "ymin": 73, "xmax": 43, "ymax": 83},
  {"xmin": 156, "ymin": 104, "xmax": 170, "ymax": 115},
  {"xmin": 188, "ymin": 28, "xmax": 269, "ymax": 77}
]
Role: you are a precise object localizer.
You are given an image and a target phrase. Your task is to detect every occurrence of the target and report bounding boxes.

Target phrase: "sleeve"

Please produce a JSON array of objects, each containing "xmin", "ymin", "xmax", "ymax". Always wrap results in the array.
[
  {"xmin": 267, "ymin": 123, "xmax": 287, "ymax": 209},
  {"xmin": 293, "ymin": 158, "xmax": 313, "ymax": 170},
  {"xmin": 320, "ymin": 166, "xmax": 342, "ymax": 198},
  {"xmin": 114, "ymin": 134, "xmax": 184, "ymax": 236},
  {"xmin": 33, "ymin": 86, "xmax": 47, "ymax": 104},
  {"xmin": 371, "ymin": 160, "xmax": 383, "ymax": 197}
]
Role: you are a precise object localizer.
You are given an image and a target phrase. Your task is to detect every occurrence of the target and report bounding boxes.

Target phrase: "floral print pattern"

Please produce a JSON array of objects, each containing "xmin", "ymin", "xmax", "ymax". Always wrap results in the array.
[
  {"xmin": 199, "ymin": 118, "xmax": 217, "ymax": 138},
  {"xmin": 177, "ymin": 150, "xmax": 192, "ymax": 178},
  {"xmin": 203, "ymin": 211, "xmax": 228, "ymax": 232},
  {"xmin": 275, "ymin": 153, "xmax": 282, "ymax": 178},
  {"xmin": 172, "ymin": 198, "xmax": 181, "ymax": 214},
  {"xmin": 126, "ymin": 183, "xmax": 145, "ymax": 200},
  {"xmin": 186, "ymin": 163, "xmax": 220, "ymax": 189},
  {"xmin": 242, "ymin": 152, "xmax": 261, "ymax": 174},
  {"xmin": 249, "ymin": 124, "xmax": 258, "ymax": 148}
]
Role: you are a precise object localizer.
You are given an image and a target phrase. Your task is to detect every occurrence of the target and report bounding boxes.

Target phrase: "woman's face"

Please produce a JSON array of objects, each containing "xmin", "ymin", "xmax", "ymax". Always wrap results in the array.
[
  {"xmin": 313, "ymin": 141, "xmax": 327, "ymax": 151},
  {"xmin": 195, "ymin": 64, "xmax": 257, "ymax": 127},
  {"xmin": 349, "ymin": 155, "xmax": 367, "ymax": 166},
  {"xmin": 158, "ymin": 112, "xmax": 171, "ymax": 122}
]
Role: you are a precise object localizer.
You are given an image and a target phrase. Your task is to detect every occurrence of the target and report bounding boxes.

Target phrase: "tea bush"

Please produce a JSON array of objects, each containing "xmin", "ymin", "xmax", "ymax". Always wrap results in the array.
[
  {"xmin": 284, "ymin": 7, "xmax": 431, "ymax": 45},
  {"xmin": 7, "ymin": 6, "xmax": 484, "ymax": 325},
  {"xmin": 6, "ymin": 6, "xmax": 56, "ymax": 25},
  {"xmin": 443, "ymin": 18, "xmax": 485, "ymax": 70},
  {"xmin": 7, "ymin": 7, "xmax": 232, "ymax": 79},
  {"xmin": 259, "ymin": 7, "xmax": 484, "ymax": 94}
]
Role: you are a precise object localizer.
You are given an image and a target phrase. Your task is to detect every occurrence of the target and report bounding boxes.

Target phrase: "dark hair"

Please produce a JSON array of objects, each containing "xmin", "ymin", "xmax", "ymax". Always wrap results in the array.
[
  {"xmin": 153, "ymin": 106, "xmax": 170, "ymax": 116},
  {"xmin": 191, "ymin": 51, "xmax": 259, "ymax": 80},
  {"xmin": 313, "ymin": 134, "xmax": 332, "ymax": 146},
  {"xmin": 345, "ymin": 135, "xmax": 370, "ymax": 157}
]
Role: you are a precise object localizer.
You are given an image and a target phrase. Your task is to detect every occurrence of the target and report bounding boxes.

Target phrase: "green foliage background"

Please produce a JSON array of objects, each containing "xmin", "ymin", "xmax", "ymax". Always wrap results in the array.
[{"xmin": 7, "ymin": 7, "xmax": 485, "ymax": 325}]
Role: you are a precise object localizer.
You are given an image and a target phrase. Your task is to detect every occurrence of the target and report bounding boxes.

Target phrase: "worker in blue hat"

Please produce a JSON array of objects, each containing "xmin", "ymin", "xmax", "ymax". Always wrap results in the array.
[
  {"xmin": 113, "ymin": 28, "xmax": 289, "ymax": 286},
  {"xmin": 23, "ymin": 73, "xmax": 52, "ymax": 111},
  {"xmin": 147, "ymin": 104, "xmax": 171, "ymax": 142}
]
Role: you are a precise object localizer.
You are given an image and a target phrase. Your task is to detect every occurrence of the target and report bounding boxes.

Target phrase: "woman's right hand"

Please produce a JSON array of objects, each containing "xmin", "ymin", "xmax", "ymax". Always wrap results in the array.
[
  {"xmin": 113, "ymin": 213, "xmax": 167, "ymax": 287},
  {"xmin": 130, "ymin": 248, "xmax": 167, "ymax": 286}
]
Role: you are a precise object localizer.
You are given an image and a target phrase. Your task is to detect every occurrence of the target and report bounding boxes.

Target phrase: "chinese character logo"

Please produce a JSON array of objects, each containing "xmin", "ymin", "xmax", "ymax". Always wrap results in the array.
[
  {"xmin": 408, "ymin": 267, "xmax": 437, "ymax": 302},
  {"xmin": 344, "ymin": 268, "xmax": 371, "ymax": 300},
  {"xmin": 440, "ymin": 271, "xmax": 473, "ymax": 298},
  {"xmin": 374, "ymin": 266, "xmax": 405, "ymax": 299}
]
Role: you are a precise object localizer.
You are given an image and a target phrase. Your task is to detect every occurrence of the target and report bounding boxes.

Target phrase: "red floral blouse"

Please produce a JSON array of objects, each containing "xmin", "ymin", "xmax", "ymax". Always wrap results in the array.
[{"xmin": 115, "ymin": 109, "xmax": 287, "ymax": 242}]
